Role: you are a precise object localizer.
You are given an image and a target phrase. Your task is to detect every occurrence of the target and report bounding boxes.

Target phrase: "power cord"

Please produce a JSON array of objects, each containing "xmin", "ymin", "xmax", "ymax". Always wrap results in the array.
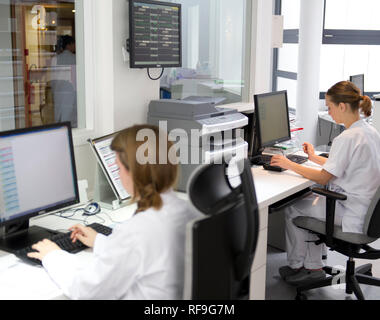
[
  {"xmin": 328, "ymin": 123, "xmax": 334, "ymax": 146},
  {"xmin": 147, "ymin": 67, "xmax": 164, "ymax": 81}
]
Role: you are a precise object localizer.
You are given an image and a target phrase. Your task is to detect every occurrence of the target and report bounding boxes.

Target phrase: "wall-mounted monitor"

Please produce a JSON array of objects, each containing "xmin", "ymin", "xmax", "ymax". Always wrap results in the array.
[{"xmin": 129, "ymin": 0, "xmax": 182, "ymax": 69}]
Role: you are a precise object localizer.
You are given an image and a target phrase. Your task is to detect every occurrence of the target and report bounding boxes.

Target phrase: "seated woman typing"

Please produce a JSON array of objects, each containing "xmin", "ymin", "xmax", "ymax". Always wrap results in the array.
[
  {"xmin": 270, "ymin": 81, "xmax": 380, "ymax": 286},
  {"xmin": 27, "ymin": 124, "xmax": 199, "ymax": 299}
]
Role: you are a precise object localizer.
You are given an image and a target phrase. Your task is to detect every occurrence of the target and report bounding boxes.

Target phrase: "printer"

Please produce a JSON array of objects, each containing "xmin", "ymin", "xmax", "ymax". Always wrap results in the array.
[{"xmin": 148, "ymin": 99, "xmax": 248, "ymax": 191}]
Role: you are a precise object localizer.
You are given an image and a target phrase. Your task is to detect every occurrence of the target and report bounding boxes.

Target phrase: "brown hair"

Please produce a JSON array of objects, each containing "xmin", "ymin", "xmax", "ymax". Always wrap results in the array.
[
  {"xmin": 110, "ymin": 124, "xmax": 178, "ymax": 213},
  {"xmin": 326, "ymin": 81, "xmax": 372, "ymax": 117}
]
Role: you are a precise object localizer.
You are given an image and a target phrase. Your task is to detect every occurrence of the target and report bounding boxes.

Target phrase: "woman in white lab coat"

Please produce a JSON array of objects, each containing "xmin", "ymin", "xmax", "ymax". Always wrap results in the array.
[
  {"xmin": 270, "ymin": 81, "xmax": 380, "ymax": 286},
  {"xmin": 27, "ymin": 124, "xmax": 199, "ymax": 299}
]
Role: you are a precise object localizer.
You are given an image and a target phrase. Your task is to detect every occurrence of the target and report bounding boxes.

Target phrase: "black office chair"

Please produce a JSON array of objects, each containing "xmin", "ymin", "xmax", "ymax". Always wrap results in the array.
[
  {"xmin": 292, "ymin": 186, "xmax": 380, "ymax": 300},
  {"xmin": 183, "ymin": 159, "xmax": 260, "ymax": 300}
]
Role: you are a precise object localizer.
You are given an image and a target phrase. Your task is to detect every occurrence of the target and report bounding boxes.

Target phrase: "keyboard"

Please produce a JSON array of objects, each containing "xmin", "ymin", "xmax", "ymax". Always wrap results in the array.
[
  {"xmin": 250, "ymin": 154, "xmax": 308, "ymax": 166},
  {"xmin": 15, "ymin": 223, "xmax": 113, "ymax": 266}
]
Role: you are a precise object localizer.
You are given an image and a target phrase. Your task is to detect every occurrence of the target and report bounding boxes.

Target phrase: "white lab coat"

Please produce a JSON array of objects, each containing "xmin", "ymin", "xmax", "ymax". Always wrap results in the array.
[
  {"xmin": 42, "ymin": 191, "xmax": 200, "ymax": 300},
  {"xmin": 322, "ymin": 119, "xmax": 380, "ymax": 233},
  {"xmin": 285, "ymin": 119, "xmax": 380, "ymax": 269}
]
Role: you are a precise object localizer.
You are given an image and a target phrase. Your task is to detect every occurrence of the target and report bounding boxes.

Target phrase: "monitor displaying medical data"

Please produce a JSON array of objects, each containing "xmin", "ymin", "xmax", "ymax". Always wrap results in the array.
[
  {"xmin": 129, "ymin": 0, "xmax": 182, "ymax": 68},
  {"xmin": 254, "ymin": 90, "xmax": 291, "ymax": 150},
  {"xmin": 88, "ymin": 134, "xmax": 130, "ymax": 201},
  {"xmin": 0, "ymin": 123, "xmax": 79, "ymax": 226}
]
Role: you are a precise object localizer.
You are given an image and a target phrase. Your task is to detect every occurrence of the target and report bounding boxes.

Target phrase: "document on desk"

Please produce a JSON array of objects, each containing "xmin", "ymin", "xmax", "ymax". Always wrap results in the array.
[{"xmin": 0, "ymin": 251, "xmax": 95, "ymax": 300}]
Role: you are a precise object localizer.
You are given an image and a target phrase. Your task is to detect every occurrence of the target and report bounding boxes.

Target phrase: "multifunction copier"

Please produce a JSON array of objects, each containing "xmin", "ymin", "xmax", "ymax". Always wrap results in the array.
[{"xmin": 148, "ymin": 99, "xmax": 248, "ymax": 191}]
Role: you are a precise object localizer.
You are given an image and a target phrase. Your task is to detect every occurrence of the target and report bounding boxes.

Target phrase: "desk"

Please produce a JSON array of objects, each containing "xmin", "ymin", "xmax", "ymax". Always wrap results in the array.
[
  {"xmin": 0, "ymin": 171, "xmax": 313, "ymax": 300},
  {"xmin": 249, "ymin": 165, "xmax": 315, "ymax": 300},
  {"xmin": 0, "ymin": 203, "xmax": 138, "ymax": 300}
]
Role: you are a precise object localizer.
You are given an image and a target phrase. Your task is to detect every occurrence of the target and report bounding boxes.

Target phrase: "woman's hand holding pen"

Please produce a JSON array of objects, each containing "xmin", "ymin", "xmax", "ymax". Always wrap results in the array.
[{"xmin": 302, "ymin": 142, "xmax": 315, "ymax": 159}]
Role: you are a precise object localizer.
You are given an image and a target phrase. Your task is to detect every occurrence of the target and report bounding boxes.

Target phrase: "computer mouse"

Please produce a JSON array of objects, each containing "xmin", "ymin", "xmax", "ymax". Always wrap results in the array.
[
  {"xmin": 263, "ymin": 164, "xmax": 285, "ymax": 172},
  {"xmin": 83, "ymin": 202, "xmax": 101, "ymax": 216}
]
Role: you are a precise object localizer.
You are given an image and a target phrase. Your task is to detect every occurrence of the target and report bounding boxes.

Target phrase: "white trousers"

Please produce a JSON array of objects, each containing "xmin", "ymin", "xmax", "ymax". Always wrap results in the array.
[{"xmin": 284, "ymin": 193, "xmax": 343, "ymax": 270}]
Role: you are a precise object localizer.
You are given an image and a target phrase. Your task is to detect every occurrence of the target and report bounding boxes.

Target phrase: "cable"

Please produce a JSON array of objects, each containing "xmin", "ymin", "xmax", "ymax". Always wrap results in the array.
[
  {"xmin": 328, "ymin": 123, "xmax": 333, "ymax": 146},
  {"xmin": 101, "ymin": 211, "xmax": 123, "ymax": 225},
  {"xmin": 147, "ymin": 67, "xmax": 164, "ymax": 81}
]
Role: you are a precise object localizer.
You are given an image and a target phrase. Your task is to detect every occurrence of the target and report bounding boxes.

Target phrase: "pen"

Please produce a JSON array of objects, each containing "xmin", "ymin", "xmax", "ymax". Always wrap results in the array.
[{"xmin": 291, "ymin": 127, "xmax": 304, "ymax": 132}]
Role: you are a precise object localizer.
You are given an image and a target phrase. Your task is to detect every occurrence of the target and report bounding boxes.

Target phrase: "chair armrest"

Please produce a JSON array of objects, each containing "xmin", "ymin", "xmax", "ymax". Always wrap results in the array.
[
  {"xmin": 311, "ymin": 188, "xmax": 347, "ymax": 247},
  {"xmin": 312, "ymin": 188, "xmax": 347, "ymax": 201}
]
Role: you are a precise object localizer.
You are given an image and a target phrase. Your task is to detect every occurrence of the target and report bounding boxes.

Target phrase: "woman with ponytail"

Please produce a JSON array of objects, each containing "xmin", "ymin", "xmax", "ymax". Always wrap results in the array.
[
  {"xmin": 27, "ymin": 124, "xmax": 199, "ymax": 299},
  {"xmin": 270, "ymin": 81, "xmax": 380, "ymax": 286}
]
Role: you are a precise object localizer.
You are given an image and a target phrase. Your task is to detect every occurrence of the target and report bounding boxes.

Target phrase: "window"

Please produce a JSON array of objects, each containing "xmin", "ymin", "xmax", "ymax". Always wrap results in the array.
[
  {"xmin": 273, "ymin": 0, "xmax": 380, "ymax": 102},
  {"xmin": 0, "ymin": 0, "xmax": 86, "ymax": 132},
  {"xmin": 272, "ymin": 0, "xmax": 300, "ymax": 109},
  {"xmin": 160, "ymin": 0, "xmax": 247, "ymax": 105},
  {"xmin": 320, "ymin": 0, "xmax": 380, "ymax": 96}
]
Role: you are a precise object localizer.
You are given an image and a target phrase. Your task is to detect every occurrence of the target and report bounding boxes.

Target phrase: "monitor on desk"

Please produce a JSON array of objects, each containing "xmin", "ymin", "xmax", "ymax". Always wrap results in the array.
[
  {"xmin": 253, "ymin": 90, "xmax": 291, "ymax": 154},
  {"xmin": 0, "ymin": 122, "xmax": 79, "ymax": 253},
  {"xmin": 88, "ymin": 133, "xmax": 130, "ymax": 208},
  {"xmin": 350, "ymin": 74, "xmax": 364, "ymax": 94}
]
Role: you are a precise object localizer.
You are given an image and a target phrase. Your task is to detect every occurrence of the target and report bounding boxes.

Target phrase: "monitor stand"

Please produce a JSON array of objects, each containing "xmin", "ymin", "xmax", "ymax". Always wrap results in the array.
[{"xmin": 0, "ymin": 220, "xmax": 60, "ymax": 253}]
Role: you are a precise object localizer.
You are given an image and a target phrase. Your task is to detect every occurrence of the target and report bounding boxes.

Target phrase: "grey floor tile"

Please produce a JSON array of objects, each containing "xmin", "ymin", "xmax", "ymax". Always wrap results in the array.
[{"xmin": 265, "ymin": 242, "xmax": 380, "ymax": 300}]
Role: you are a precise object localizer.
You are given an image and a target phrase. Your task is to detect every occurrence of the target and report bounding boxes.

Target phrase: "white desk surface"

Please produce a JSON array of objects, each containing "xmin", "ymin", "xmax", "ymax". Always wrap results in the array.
[
  {"xmin": 251, "ymin": 164, "xmax": 315, "ymax": 210},
  {"xmin": 0, "ymin": 165, "xmax": 317, "ymax": 300},
  {"xmin": 0, "ymin": 203, "xmax": 138, "ymax": 300}
]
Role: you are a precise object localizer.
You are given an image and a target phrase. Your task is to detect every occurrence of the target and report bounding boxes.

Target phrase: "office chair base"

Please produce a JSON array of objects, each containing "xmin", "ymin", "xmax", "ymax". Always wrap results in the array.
[{"xmin": 295, "ymin": 262, "xmax": 377, "ymax": 300}]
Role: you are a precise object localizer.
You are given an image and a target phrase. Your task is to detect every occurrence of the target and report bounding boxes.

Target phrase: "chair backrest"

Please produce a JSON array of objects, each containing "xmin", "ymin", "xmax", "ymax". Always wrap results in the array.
[
  {"xmin": 183, "ymin": 159, "xmax": 259, "ymax": 300},
  {"xmin": 363, "ymin": 186, "xmax": 380, "ymax": 238}
]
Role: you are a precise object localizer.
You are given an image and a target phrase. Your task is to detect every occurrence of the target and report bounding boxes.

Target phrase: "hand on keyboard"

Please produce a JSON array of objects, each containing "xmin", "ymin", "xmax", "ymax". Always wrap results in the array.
[
  {"xmin": 27, "ymin": 239, "xmax": 62, "ymax": 262},
  {"xmin": 15, "ymin": 223, "xmax": 113, "ymax": 266},
  {"xmin": 69, "ymin": 224, "xmax": 99, "ymax": 248},
  {"xmin": 270, "ymin": 154, "xmax": 293, "ymax": 171}
]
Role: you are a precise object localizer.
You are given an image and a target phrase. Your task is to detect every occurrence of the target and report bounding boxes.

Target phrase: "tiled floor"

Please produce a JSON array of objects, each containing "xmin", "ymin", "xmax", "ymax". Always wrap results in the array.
[{"xmin": 265, "ymin": 240, "xmax": 380, "ymax": 300}]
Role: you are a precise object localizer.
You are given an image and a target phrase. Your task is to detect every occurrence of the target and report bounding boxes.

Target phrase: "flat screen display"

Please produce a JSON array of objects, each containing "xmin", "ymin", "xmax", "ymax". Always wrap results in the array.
[
  {"xmin": 350, "ymin": 74, "xmax": 364, "ymax": 94},
  {"xmin": 89, "ymin": 133, "xmax": 130, "ymax": 201},
  {"xmin": 254, "ymin": 91, "xmax": 291, "ymax": 149},
  {"xmin": 0, "ymin": 123, "xmax": 79, "ymax": 226},
  {"xmin": 129, "ymin": 0, "xmax": 182, "ymax": 68}
]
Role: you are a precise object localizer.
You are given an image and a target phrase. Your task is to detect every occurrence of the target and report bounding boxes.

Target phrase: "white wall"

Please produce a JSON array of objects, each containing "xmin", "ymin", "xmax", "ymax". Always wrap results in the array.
[
  {"xmin": 74, "ymin": 0, "xmax": 159, "ymax": 196},
  {"xmin": 253, "ymin": 0, "xmax": 273, "ymax": 95},
  {"xmin": 112, "ymin": 0, "xmax": 160, "ymax": 131}
]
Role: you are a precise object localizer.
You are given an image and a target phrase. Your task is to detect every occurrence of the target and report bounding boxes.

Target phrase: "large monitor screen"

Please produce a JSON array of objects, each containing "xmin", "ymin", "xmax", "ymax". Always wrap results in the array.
[
  {"xmin": 89, "ymin": 133, "xmax": 130, "ymax": 202},
  {"xmin": 0, "ymin": 123, "xmax": 79, "ymax": 226},
  {"xmin": 129, "ymin": 0, "xmax": 182, "ymax": 68},
  {"xmin": 254, "ymin": 91, "xmax": 291, "ymax": 149}
]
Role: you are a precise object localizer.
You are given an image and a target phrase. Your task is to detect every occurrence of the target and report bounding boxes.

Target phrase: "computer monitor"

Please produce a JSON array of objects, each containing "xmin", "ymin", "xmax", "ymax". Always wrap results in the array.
[
  {"xmin": 350, "ymin": 74, "xmax": 364, "ymax": 94},
  {"xmin": 88, "ymin": 133, "xmax": 130, "ymax": 207},
  {"xmin": 129, "ymin": 0, "xmax": 182, "ymax": 68},
  {"xmin": 0, "ymin": 122, "xmax": 79, "ymax": 253},
  {"xmin": 253, "ymin": 90, "xmax": 291, "ymax": 153}
]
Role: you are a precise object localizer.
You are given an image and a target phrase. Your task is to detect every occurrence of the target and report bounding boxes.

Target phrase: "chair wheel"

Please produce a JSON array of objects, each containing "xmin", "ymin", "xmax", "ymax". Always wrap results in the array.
[{"xmin": 295, "ymin": 293, "xmax": 308, "ymax": 300}]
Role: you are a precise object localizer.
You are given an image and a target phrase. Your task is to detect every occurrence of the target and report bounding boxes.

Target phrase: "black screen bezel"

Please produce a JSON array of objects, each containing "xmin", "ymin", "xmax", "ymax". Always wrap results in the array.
[{"xmin": 254, "ymin": 90, "xmax": 291, "ymax": 150}]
